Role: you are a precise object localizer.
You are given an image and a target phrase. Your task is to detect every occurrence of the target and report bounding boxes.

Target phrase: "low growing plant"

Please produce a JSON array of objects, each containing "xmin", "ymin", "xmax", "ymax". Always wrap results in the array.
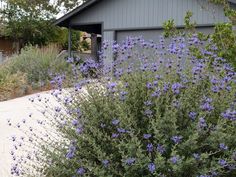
[
  {"xmin": 7, "ymin": 45, "xmax": 70, "ymax": 84},
  {"xmin": 0, "ymin": 71, "xmax": 27, "ymax": 100},
  {"xmin": 0, "ymin": 45, "xmax": 74, "ymax": 100},
  {"xmin": 10, "ymin": 35, "xmax": 236, "ymax": 177}
]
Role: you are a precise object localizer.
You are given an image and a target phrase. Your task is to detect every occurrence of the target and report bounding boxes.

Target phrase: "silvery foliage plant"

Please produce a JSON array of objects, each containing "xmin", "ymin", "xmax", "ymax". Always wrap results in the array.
[{"xmin": 9, "ymin": 35, "xmax": 236, "ymax": 177}]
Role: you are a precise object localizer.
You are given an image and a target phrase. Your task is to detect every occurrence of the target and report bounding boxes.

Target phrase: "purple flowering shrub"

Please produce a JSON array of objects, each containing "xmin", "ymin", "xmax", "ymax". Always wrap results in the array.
[
  {"xmin": 79, "ymin": 58, "xmax": 102, "ymax": 78},
  {"xmin": 11, "ymin": 35, "xmax": 236, "ymax": 177}
]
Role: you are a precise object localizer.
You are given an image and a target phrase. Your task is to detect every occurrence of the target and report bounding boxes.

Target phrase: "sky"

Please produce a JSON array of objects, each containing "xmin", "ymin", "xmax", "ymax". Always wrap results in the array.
[{"xmin": 52, "ymin": 0, "xmax": 84, "ymax": 18}]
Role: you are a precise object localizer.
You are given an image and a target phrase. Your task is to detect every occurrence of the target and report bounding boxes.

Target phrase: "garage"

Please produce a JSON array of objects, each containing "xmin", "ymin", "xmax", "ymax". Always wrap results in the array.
[{"xmin": 116, "ymin": 27, "xmax": 214, "ymax": 44}]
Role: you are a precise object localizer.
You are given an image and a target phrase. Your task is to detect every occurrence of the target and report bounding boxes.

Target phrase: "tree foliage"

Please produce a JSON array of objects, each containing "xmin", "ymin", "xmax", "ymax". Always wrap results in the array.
[
  {"xmin": 162, "ymin": 3, "xmax": 236, "ymax": 69},
  {"xmin": 0, "ymin": 0, "xmax": 84, "ymax": 46},
  {"xmin": 208, "ymin": 0, "xmax": 236, "ymax": 24}
]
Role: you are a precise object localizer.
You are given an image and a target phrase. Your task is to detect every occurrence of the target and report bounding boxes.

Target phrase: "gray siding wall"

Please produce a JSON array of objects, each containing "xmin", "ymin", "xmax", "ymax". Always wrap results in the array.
[
  {"xmin": 70, "ymin": 0, "xmax": 228, "ymax": 30},
  {"xmin": 116, "ymin": 29, "xmax": 163, "ymax": 43},
  {"xmin": 103, "ymin": 31, "xmax": 115, "ymax": 66},
  {"xmin": 116, "ymin": 27, "xmax": 214, "ymax": 43}
]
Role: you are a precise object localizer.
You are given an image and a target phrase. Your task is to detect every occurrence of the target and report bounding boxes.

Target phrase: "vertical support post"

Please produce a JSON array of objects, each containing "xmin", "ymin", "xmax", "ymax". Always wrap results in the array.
[
  {"xmin": 0, "ymin": 51, "xmax": 3, "ymax": 64},
  {"xmin": 91, "ymin": 33, "xmax": 98, "ymax": 59},
  {"xmin": 68, "ymin": 26, "xmax": 72, "ymax": 58},
  {"xmin": 16, "ymin": 40, "xmax": 20, "ymax": 54}
]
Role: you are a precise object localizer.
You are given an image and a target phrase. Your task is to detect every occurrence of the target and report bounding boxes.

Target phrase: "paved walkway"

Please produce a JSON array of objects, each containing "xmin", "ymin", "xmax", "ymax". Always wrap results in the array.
[{"xmin": 0, "ymin": 91, "xmax": 56, "ymax": 177}]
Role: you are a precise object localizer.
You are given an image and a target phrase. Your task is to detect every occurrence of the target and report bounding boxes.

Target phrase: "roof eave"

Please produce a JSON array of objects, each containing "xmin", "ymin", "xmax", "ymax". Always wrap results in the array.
[{"xmin": 54, "ymin": 0, "xmax": 100, "ymax": 27}]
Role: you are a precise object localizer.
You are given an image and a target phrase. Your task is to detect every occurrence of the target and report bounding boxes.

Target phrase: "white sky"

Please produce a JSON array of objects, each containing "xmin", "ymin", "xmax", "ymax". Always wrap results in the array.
[{"xmin": 50, "ymin": 0, "xmax": 84, "ymax": 18}]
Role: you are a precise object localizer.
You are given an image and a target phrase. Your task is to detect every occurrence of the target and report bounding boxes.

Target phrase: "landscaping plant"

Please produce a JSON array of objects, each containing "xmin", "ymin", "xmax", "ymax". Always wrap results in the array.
[
  {"xmin": 0, "ymin": 45, "xmax": 73, "ymax": 100},
  {"xmin": 9, "ymin": 35, "xmax": 236, "ymax": 177}
]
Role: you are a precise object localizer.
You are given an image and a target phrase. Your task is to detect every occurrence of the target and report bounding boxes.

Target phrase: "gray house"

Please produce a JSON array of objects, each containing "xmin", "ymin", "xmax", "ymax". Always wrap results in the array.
[{"xmin": 55, "ymin": 0, "xmax": 236, "ymax": 65}]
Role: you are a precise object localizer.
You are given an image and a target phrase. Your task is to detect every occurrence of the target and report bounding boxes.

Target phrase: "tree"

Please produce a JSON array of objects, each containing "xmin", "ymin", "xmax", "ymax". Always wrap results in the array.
[{"xmin": 0, "ymin": 0, "xmax": 84, "ymax": 47}]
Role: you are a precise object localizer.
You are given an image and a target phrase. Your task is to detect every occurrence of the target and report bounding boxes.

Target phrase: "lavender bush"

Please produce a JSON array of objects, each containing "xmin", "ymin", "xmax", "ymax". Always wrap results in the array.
[{"xmin": 10, "ymin": 35, "xmax": 236, "ymax": 177}]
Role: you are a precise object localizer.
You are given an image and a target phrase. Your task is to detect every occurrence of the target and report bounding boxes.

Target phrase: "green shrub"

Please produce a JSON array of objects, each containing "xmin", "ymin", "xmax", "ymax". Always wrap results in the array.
[
  {"xmin": 0, "ymin": 45, "xmax": 72, "ymax": 100},
  {"xmin": 162, "ymin": 9, "xmax": 236, "ymax": 69},
  {"xmin": 14, "ymin": 36, "xmax": 236, "ymax": 177},
  {"xmin": 211, "ymin": 23, "xmax": 236, "ymax": 68},
  {"xmin": 6, "ymin": 45, "xmax": 71, "ymax": 85},
  {"xmin": 0, "ymin": 71, "xmax": 27, "ymax": 100}
]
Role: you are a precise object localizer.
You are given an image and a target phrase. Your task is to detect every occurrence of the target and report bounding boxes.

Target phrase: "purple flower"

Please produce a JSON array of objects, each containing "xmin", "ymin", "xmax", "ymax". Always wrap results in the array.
[
  {"xmin": 219, "ymin": 143, "xmax": 228, "ymax": 151},
  {"xmin": 155, "ymin": 75, "xmax": 162, "ymax": 80},
  {"xmin": 170, "ymin": 156, "xmax": 180, "ymax": 164},
  {"xmin": 112, "ymin": 119, "xmax": 120, "ymax": 126},
  {"xmin": 189, "ymin": 112, "xmax": 197, "ymax": 120},
  {"xmin": 102, "ymin": 160, "xmax": 109, "ymax": 167},
  {"xmin": 72, "ymin": 119, "xmax": 79, "ymax": 127},
  {"xmin": 10, "ymin": 150, "xmax": 14, "ymax": 156},
  {"xmin": 198, "ymin": 175, "xmax": 210, "ymax": 177},
  {"xmin": 117, "ymin": 128, "xmax": 126, "ymax": 133},
  {"xmin": 111, "ymin": 133, "xmax": 119, "ymax": 138},
  {"xmin": 226, "ymin": 86, "xmax": 232, "ymax": 91},
  {"xmin": 66, "ymin": 57, "xmax": 74, "ymax": 63},
  {"xmin": 211, "ymin": 86, "xmax": 220, "ymax": 93},
  {"xmin": 153, "ymin": 80, "xmax": 158, "ymax": 86},
  {"xmin": 210, "ymin": 77, "xmax": 219, "ymax": 85},
  {"xmin": 221, "ymin": 109, "xmax": 236, "ymax": 121},
  {"xmin": 210, "ymin": 171, "xmax": 218, "ymax": 177},
  {"xmin": 76, "ymin": 127, "xmax": 83, "ymax": 135},
  {"xmin": 143, "ymin": 134, "xmax": 152, "ymax": 139},
  {"xmin": 16, "ymin": 123, "xmax": 20, "ymax": 128},
  {"xmin": 76, "ymin": 167, "xmax": 85, "ymax": 175},
  {"xmin": 76, "ymin": 108, "xmax": 82, "ymax": 117},
  {"xmin": 218, "ymin": 159, "xmax": 227, "ymax": 166},
  {"xmin": 151, "ymin": 88, "xmax": 161, "ymax": 97},
  {"xmin": 171, "ymin": 136, "xmax": 183, "ymax": 144},
  {"xmin": 157, "ymin": 144, "xmax": 166, "ymax": 155},
  {"xmin": 66, "ymin": 145, "xmax": 76, "ymax": 159},
  {"xmin": 125, "ymin": 158, "xmax": 136, "ymax": 165},
  {"xmin": 74, "ymin": 83, "xmax": 82, "ymax": 91},
  {"xmin": 120, "ymin": 91, "xmax": 128, "ymax": 101},
  {"xmin": 114, "ymin": 68, "xmax": 124, "ymax": 78},
  {"xmin": 147, "ymin": 143, "xmax": 154, "ymax": 152},
  {"xmin": 107, "ymin": 82, "xmax": 117, "ymax": 92},
  {"xmin": 163, "ymin": 83, "xmax": 170, "ymax": 92},
  {"xmin": 139, "ymin": 64, "xmax": 146, "ymax": 71},
  {"xmin": 200, "ymin": 99, "xmax": 214, "ymax": 112},
  {"xmin": 148, "ymin": 163, "xmax": 156, "ymax": 173},
  {"xmin": 11, "ymin": 136, "xmax": 16, "ymax": 142},
  {"xmin": 55, "ymin": 107, "xmax": 61, "ymax": 112},
  {"xmin": 198, "ymin": 117, "xmax": 207, "ymax": 129},
  {"xmin": 151, "ymin": 63, "xmax": 158, "ymax": 72},
  {"xmin": 146, "ymin": 82, "xmax": 153, "ymax": 89},
  {"xmin": 172, "ymin": 83, "xmax": 183, "ymax": 94}
]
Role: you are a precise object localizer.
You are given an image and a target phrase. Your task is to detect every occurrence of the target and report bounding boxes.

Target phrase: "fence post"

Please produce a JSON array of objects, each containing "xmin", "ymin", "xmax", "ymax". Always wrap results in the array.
[
  {"xmin": 68, "ymin": 26, "xmax": 72, "ymax": 58},
  {"xmin": 0, "ymin": 51, "xmax": 3, "ymax": 64}
]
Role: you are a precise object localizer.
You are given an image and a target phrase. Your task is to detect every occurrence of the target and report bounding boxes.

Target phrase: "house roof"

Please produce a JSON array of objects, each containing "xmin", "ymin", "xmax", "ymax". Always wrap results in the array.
[
  {"xmin": 54, "ymin": 0, "xmax": 101, "ymax": 27},
  {"xmin": 54, "ymin": 0, "xmax": 236, "ymax": 28}
]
